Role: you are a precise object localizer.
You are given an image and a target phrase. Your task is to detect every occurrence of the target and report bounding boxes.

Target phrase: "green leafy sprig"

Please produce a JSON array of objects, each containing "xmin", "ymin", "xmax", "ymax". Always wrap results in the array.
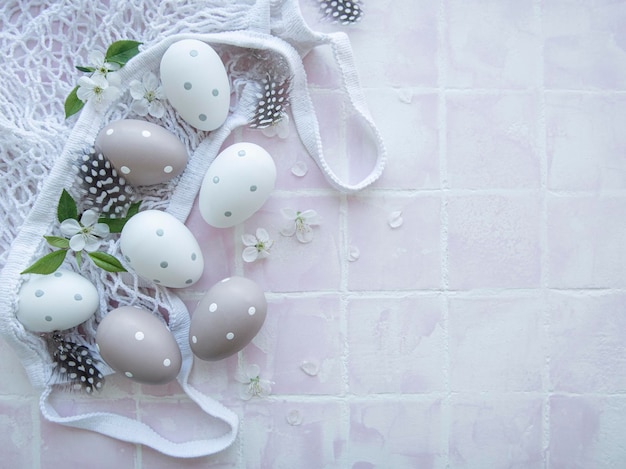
[
  {"xmin": 64, "ymin": 40, "xmax": 142, "ymax": 119},
  {"xmin": 21, "ymin": 189, "xmax": 140, "ymax": 275}
]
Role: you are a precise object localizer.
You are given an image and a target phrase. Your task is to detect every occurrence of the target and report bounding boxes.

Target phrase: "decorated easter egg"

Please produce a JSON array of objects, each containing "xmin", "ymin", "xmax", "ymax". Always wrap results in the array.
[
  {"xmin": 96, "ymin": 306, "xmax": 182, "ymax": 385},
  {"xmin": 198, "ymin": 142, "xmax": 276, "ymax": 228},
  {"xmin": 120, "ymin": 210, "xmax": 204, "ymax": 288},
  {"xmin": 189, "ymin": 276, "xmax": 267, "ymax": 361},
  {"xmin": 95, "ymin": 119, "xmax": 188, "ymax": 186},
  {"xmin": 17, "ymin": 269, "xmax": 99, "ymax": 333},
  {"xmin": 160, "ymin": 39, "xmax": 230, "ymax": 131}
]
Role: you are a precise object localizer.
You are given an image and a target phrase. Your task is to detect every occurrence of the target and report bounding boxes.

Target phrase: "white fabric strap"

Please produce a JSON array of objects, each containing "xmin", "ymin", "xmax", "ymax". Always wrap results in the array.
[{"xmin": 40, "ymin": 293, "xmax": 239, "ymax": 459}]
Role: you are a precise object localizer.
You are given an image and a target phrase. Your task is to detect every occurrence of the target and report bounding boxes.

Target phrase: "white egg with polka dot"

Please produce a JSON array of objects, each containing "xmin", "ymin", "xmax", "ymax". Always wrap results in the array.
[
  {"xmin": 160, "ymin": 39, "xmax": 230, "ymax": 131},
  {"xmin": 17, "ymin": 269, "xmax": 99, "ymax": 333},
  {"xmin": 120, "ymin": 209, "xmax": 204, "ymax": 288},
  {"xmin": 199, "ymin": 142, "xmax": 276, "ymax": 228}
]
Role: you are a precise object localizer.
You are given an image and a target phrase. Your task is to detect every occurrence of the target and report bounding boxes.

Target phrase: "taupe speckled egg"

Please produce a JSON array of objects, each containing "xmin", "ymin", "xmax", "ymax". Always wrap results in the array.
[
  {"xmin": 95, "ymin": 119, "xmax": 187, "ymax": 186},
  {"xmin": 96, "ymin": 306, "xmax": 182, "ymax": 385},
  {"xmin": 189, "ymin": 276, "xmax": 267, "ymax": 361}
]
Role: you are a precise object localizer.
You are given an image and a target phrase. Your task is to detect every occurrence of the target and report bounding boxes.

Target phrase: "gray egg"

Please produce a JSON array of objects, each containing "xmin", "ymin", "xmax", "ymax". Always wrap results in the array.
[
  {"xmin": 96, "ymin": 306, "xmax": 182, "ymax": 384},
  {"xmin": 95, "ymin": 119, "xmax": 188, "ymax": 186},
  {"xmin": 189, "ymin": 276, "xmax": 267, "ymax": 361}
]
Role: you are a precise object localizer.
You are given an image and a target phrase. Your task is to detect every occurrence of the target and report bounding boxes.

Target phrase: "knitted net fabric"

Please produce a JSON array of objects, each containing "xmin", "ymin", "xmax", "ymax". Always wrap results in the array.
[
  {"xmin": 0, "ymin": 0, "xmax": 265, "ymax": 266},
  {"xmin": 0, "ymin": 0, "xmax": 287, "ymax": 387}
]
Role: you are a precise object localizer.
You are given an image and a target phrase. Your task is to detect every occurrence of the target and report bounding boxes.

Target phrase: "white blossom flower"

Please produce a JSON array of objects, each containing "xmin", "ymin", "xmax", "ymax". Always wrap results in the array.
[
  {"xmin": 88, "ymin": 50, "xmax": 120, "ymax": 77},
  {"xmin": 76, "ymin": 74, "xmax": 121, "ymax": 108},
  {"xmin": 129, "ymin": 72, "xmax": 166, "ymax": 118},
  {"xmin": 261, "ymin": 113, "xmax": 290, "ymax": 139},
  {"xmin": 235, "ymin": 364, "xmax": 272, "ymax": 400},
  {"xmin": 60, "ymin": 210, "xmax": 110, "ymax": 252},
  {"xmin": 241, "ymin": 228, "xmax": 273, "ymax": 263},
  {"xmin": 280, "ymin": 208, "xmax": 320, "ymax": 243}
]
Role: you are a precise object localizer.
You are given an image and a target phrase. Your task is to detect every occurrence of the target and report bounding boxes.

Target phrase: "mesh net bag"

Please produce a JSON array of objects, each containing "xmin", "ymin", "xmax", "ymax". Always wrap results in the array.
[{"xmin": 0, "ymin": 0, "xmax": 385, "ymax": 457}]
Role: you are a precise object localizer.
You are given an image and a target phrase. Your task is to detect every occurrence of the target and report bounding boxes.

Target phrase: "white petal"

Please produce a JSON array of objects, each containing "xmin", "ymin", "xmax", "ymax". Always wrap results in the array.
[
  {"xmin": 234, "ymin": 368, "xmax": 249, "ymax": 384},
  {"xmin": 280, "ymin": 208, "xmax": 297, "ymax": 220},
  {"xmin": 296, "ymin": 225, "xmax": 314, "ymax": 243},
  {"xmin": 258, "ymin": 379, "xmax": 272, "ymax": 396},
  {"xmin": 143, "ymin": 71, "xmax": 159, "ymax": 90},
  {"xmin": 83, "ymin": 235, "xmax": 101, "ymax": 252},
  {"xmin": 106, "ymin": 72, "xmax": 121, "ymax": 87},
  {"xmin": 280, "ymin": 223, "xmax": 296, "ymax": 237},
  {"xmin": 105, "ymin": 62, "xmax": 121, "ymax": 72},
  {"xmin": 69, "ymin": 234, "xmax": 86, "ymax": 251},
  {"xmin": 88, "ymin": 51, "xmax": 105, "ymax": 67},
  {"xmin": 246, "ymin": 364, "xmax": 261, "ymax": 379},
  {"xmin": 255, "ymin": 228, "xmax": 270, "ymax": 243},
  {"xmin": 80, "ymin": 209, "xmax": 99, "ymax": 227},
  {"xmin": 242, "ymin": 247, "xmax": 259, "ymax": 263},
  {"xmin": 239, "ymin": 386, "xmax": 253, "ymax": 401},
  {"xmin": 241, "ymin": 234, "xmax": 257, "ymax": 246},
  {"xmin": 300, "ymin": 209, "xmax": 318, "ymax": 222},
  {"xmin": 91, "ymin": 74, "xmax": 109, "ymax": 88},
  {"xmin": 148, "ymin": 100, "xmax": 165, "ymax": 118},
  {"xmin": 129, "ymin": 79, "xmax": 145, "ymax": 99},
  {"xmin": 261, "ymin": 126, "xmax": 277, "ymax": 138},
  {"xmin": 60, "ymin": 219, "xmax": 81, "ymax": 236},
  {"xmin": 130, "ymin": 99, "xmax": 149, "ymax": 116},
  {"xmin": 92, "ymin": 223, "xmax": 110, "ymax": 238}
]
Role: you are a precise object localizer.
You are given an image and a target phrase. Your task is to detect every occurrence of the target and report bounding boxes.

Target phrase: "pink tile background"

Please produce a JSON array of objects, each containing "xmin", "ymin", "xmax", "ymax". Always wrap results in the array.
[{"xmin": 3, "ymin": 0, "xmax": 626, "ymax": 467}]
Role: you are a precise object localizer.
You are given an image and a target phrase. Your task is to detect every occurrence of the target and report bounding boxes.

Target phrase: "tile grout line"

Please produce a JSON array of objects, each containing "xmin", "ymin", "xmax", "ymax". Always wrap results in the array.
[
  {"xmin": 437, "ymin": 0, "xmax": 451, "ymax": 467},
  {"xmin": 533, "ymin": 0, "xmax": 552, "ymax": 466}
]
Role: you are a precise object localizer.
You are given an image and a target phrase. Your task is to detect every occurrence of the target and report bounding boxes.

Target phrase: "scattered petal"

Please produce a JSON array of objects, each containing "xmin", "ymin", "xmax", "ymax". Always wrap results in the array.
[
  {"xmin": 388, "ymin": 210, "xmax": 404, "ymax": 229},
  {"xmin": 397, "ymin": 89, "xmax": 413, "ymax": 104},
  {"xmin": 300, "ymin": 360, "xmax": 320, "ymax": 377},
  {"xmin": 286, "ymin": 409, "xmax": 303, "ymax": 426},
  {"xmin": 347, "ymin": 245, "xmax": 360, "ymax": 262},
  {"xmin": 290, "ymin": 161, "xmax": 308, "ymax": 177}
]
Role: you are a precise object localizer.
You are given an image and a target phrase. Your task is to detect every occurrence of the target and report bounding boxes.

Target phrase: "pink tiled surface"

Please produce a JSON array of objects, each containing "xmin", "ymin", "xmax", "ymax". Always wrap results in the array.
[{"xmin": 2, "ymin": 0, "xmax": 626, "ymax": 467}]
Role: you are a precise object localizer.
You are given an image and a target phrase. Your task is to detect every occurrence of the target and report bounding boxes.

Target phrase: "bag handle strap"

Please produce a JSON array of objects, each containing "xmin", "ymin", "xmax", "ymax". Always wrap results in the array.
[{"xmin": 39, "ymin": 294, "xmax": 239, "ymax": 459}]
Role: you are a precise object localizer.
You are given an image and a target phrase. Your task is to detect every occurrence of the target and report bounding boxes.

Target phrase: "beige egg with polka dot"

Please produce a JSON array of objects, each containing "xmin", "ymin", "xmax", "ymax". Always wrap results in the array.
[
  {"xmin": 96, "ymin": 306, "xmax": 182, "ymax": 385},
  {"xmin": 120, "ymin": 209, "xmax": 204, "ymax": 288},
  {"xmin": 190, "ymin": 276, "xmax": 267, "ymax": 361},
  {"xmin": 95, "ymin": 119, "xmax": 188, "ymax": 186},
  {"xmin": 17, "ymin": 269, "xmax": 99, "ymax": 333}
]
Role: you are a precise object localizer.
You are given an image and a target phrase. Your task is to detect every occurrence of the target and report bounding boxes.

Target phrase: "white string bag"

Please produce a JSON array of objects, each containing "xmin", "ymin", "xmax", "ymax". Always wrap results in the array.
[{"xmin": 0, "ymin": 0, "xmax": 385, "ymax": 458}]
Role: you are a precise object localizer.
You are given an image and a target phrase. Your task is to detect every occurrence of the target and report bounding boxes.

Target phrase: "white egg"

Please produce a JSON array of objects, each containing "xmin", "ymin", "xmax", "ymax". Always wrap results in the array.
[
  {"xmin": 120, "ymin": 210, "xmax": 204, "ymax": 288},
  {"xmin": 17, "ymin": 270, "xmax": 99, "ymax": 333},
  {"xmin": 160, "ymin": 39, "xmax": 230, "ymax": 131},
  {"xmin": 199, "ymin": 142, "xmax": 276, "ymax": 228}
]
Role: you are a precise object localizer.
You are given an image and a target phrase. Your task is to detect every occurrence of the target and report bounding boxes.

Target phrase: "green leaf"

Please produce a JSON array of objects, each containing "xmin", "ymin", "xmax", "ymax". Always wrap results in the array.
[
  {"xmin": 57, "ymin": 189, "xmax": 78, "ymax": 222},
  {"xmin": 76, "ymin": 250, "xmax": 83, "ymax": 268},
  {"xmin": 75, "ymin": 65, "xmax": 95, "ymax": 73},
  {"xmin": 44, "ymin": 236, "xmax": 70, "ymax": 249},
  {"xmin": 105, "ymin": 40, "xmax": 142, "ymax": 66},
  {"xmin": 88, "ymin": 251, "xmax": 127, "ymax": 272},
  {"xmin": 98, "ymin": 200, "xmax": 142, "ymax": 233},
  {"xmin": 21, "ymin": 250, "xmax": 67, "ymax": 275},
  {"xmin": 64, "ymin": 86, "xmax": 85, "ymax": 119}
]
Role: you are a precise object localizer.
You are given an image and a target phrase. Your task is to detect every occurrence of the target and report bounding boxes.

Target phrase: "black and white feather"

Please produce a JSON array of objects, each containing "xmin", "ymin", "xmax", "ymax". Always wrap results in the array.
[
  {"xmin": 75, "ymin": 149, "xmax": 135, "ymax": 217},
  {"xmin": 249, "ymin": 75, "xmax": 291, "ymax": 129},
  {"xmin": 318, "ymin": 0, "xmax": 363, "ymax": 25},
  {"xmin": 48, "ymin": 333, "xmax": 105, "ymax": 393}
]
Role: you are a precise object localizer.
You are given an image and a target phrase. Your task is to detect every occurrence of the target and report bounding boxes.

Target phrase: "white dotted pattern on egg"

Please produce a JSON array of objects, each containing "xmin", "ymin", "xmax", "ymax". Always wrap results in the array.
[
  {"xmin": 96, "ymin": 306, "xmax": 182, "ymax": 385},
  {"xmin": 17, "ymin": 270, "xmax": 99, "ymax": 333},
  {"xmin": 95, "ymin": 119, "xmax": 188, "ymax": 186},
  {"xmin": 199, "ymin": 142, "xmax": 276, "ymax": 228},
  {"xmin": 160, "ymin": 39, "xmax": 230, "ymax": 131},
  {"xmin": 120, "ymin": 209, "xmax": 204, "ymax": 288},
  {"xmin": 189, "ymin": 276, "xmax": 267, "ymax": 361}
]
